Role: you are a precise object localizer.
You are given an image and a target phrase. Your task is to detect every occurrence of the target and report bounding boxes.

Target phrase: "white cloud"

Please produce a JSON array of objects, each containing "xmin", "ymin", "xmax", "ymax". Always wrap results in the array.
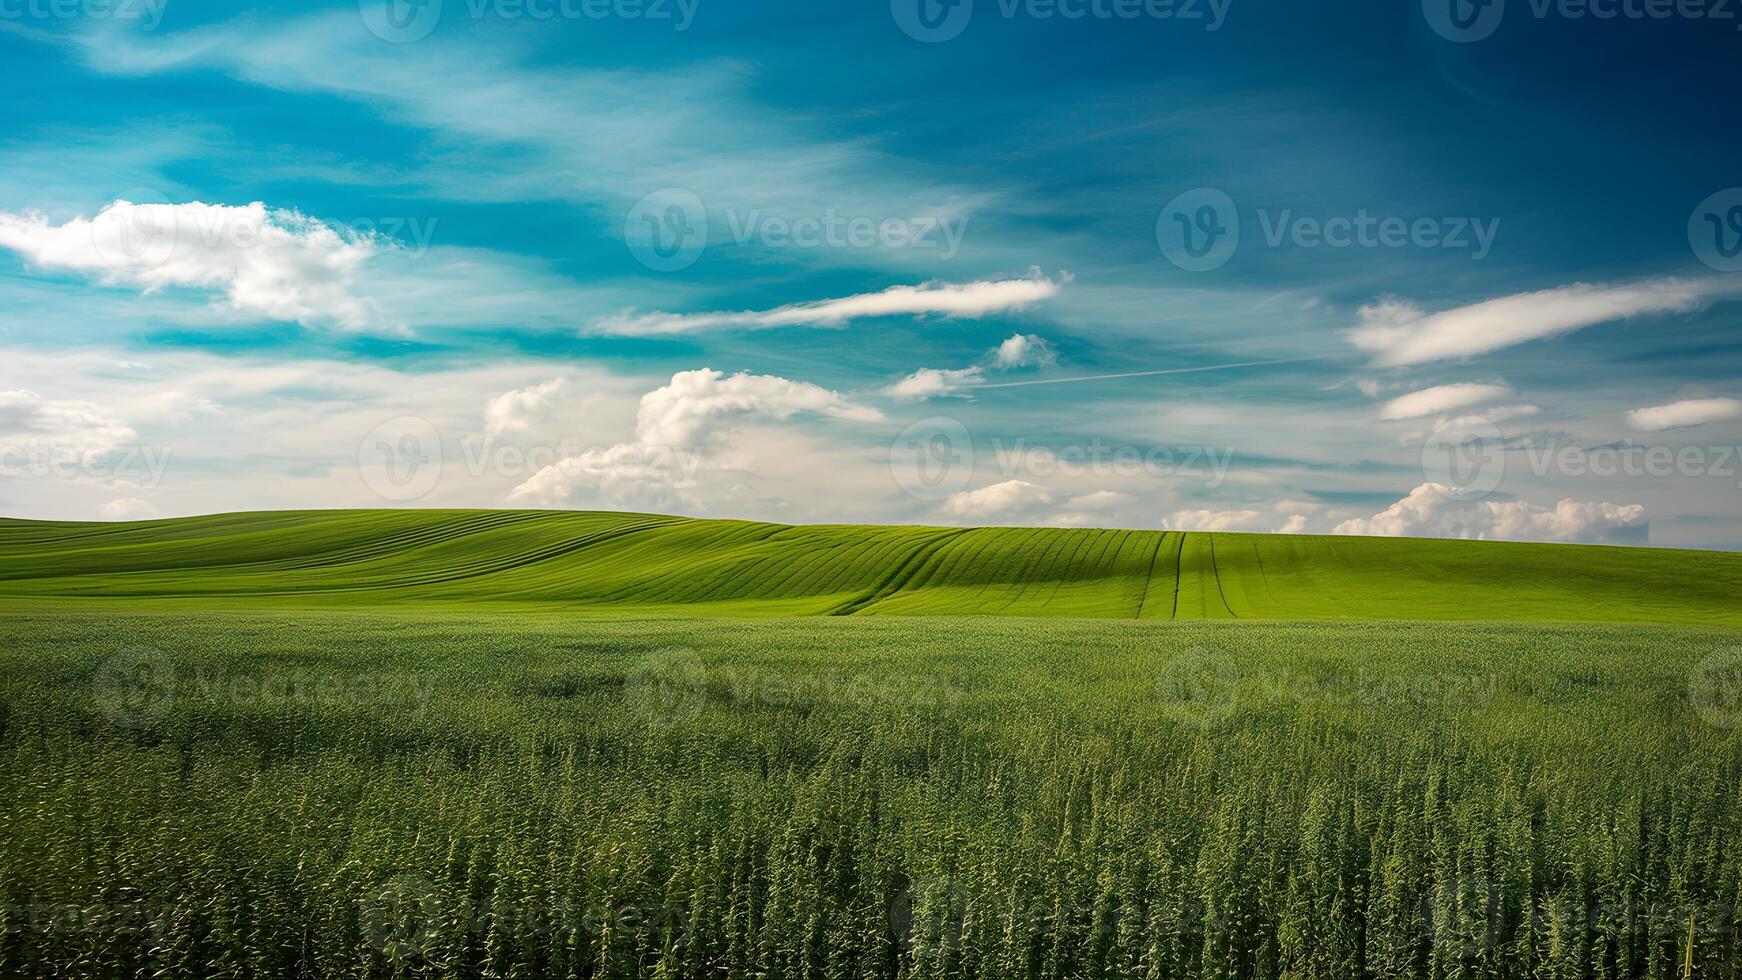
[
  {"xmin": 1161, "ymin": 508, "xmax": 1265, "ymax": 531},
  {"xmin": 98, "ymin": 497, "xmax": 155, "ymax": 520},
  {"xmin": 886, "ymin": 367, "xmax": 984, "ymax": 401},
  {"xmin": 939, "ymin": 480, "xmax": 1133, "ymax": 527},
  {"xmin": 1276, "ymin": 514, "xmax": 1309, "ymax": 534},
  {"xmin": 1333, "ymin": 483, "xmax": 1647, "ymax": 544},
  {"xmin": 634, "ymin": 369, "xmax": 882, "ymax": 449},
  {"xmin": 1625, "ymin": 397, "xmax": 1742, "ymax": 432},
  {"xmin": 886, "ymin": 332, "xmax": 1057, "ymax": 401},
  {"xmin": 591, "ymin": 275, "xmax": 1063, "ymax": 337},
  {"xmin": 0, "ymin": 389, "xmax": 137, "ymax": 457},
  {"xmin": 1379, "ymin": 382, "xmax": 1513, "ymax": 420},
  {"xmin": 990, "ymin": 333, "xmax": 1057, "ymax": 369},
  {"xmin": 510, "ymin": 368, "xmax": 882, "ymax": 508},
  {"xmin": 942, "ymin": 479, "xmax": 1057, "ymax": 518},
  {"xmin": 1347, "ymin": 278, "xmax": 1737, "ymax": 367},
  {"xmin": 0, "ymin": 201, "xmax": 394, "ymax": 332},
  {"xmin": 484, "ymin": 378, "xmax": 568, "ymax": 438}
]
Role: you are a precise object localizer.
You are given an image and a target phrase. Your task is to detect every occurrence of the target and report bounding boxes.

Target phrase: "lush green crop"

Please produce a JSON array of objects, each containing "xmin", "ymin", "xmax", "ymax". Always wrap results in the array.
[
  {"xmin": 2, "ymin": 611, "xmax": 1740, "ymax": 979},
  {"xmin": 3, "ymin": 510, "xmax": 1741, "ymax": 624}
]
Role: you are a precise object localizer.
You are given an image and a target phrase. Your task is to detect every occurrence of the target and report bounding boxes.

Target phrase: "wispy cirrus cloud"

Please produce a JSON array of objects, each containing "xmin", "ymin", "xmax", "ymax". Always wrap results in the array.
[
  {"xmin": 1348, "ymin": 277, "xmax": 1741, "ymax": 367},
  {"xmin": 589, "ymin": 274, "xmax": 1064, "ymax": 337},
  {"xmin": 56, "ymin": 13, "xmax": 994, "ymax": 258}
]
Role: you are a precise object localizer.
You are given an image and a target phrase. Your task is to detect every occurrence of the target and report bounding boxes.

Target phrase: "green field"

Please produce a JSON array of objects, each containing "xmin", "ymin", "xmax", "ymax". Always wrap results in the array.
[
  {"xmin": 1, "ymin": 512, "xmax": 1740, "ymax": 978},
  {"xmin": 4, "ymin": 509, "xmax": 1742, "ymax": 623}
]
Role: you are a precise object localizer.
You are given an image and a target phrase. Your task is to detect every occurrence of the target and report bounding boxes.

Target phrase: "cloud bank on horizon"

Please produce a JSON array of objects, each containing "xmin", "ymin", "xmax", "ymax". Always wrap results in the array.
[{"xmin": 0, "ymin": 1, "xmax": 1738, "ymax": 548}]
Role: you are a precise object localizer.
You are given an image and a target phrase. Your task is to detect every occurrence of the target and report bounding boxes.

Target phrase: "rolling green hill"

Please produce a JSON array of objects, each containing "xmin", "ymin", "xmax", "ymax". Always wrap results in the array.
[{"xmin": 2, "ymin": 508, "xmax": 1738, "ymax": 623}]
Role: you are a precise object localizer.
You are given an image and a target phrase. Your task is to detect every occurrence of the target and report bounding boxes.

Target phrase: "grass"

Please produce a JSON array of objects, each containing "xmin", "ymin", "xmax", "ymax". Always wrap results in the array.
[
  {"xmin": 2, "ymin": 510, "xmax": 1739, "ymax": 977},
  {"xmin": 3, "ymin": 509, "xmax": 1741, "ymax": 623}
]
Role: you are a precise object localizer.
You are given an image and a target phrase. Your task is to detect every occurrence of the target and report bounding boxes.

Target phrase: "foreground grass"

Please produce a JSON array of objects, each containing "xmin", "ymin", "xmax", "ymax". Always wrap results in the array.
[
  {"xmin": 4, "ymin": 509, "xmax": 1742, "ymax": 623},
  {"xmin": 3, "ymin": 611, "xmax": 1740, "ymax": 978}
]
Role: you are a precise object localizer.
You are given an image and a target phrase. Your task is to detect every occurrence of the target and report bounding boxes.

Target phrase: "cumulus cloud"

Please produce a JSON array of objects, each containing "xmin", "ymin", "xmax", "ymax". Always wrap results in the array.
[
  {"xmin": 1347, "ymin": 278, "xmax": 1737, "ymax": 367},
  {"xmin": 990, "ymin": 333, "xmax": 1057, "ymax": 370},
  {"xmin": 1625, "ymin": 397, "xmax": 1742, "ymax": 432},
  {"xmin": 886, "ymin": 332, "xmax": 1056, "ymax": 401},
  {"xmin": 0, "ymin": 201, "xmax": 392, "ymax": 332},
  {"xmin": 590, "ymin": 274, "xmax": 1063, "ymax": 337},
  {"xmin": 484, "ymin": 378, "xmax": 568, "ymax": 438},
  {"xmin": 1333, "ymin": 483, "xmax": 1647, "ymax": 544},
  {"xmin": 509, "ymin": 368, "xmax": 881, "ymax": 508},
  {"xmin": 1379, "ymin": 382, "xmax": 1513, "ymax": 420},
  {"xmin": 940, "ymin": 480, "xmax": 1133, "ymax": 526},
  {"xmin": 1276, "ymin": 514, "xmax": 1310, "ymax": 534}
]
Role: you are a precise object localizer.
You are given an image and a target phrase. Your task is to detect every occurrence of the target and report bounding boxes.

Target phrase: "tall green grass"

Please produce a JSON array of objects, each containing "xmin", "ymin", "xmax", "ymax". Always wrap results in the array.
[
  {"xmin": 3, "ymin": 510, "xmax": 1740, "ymax": 623},
  {"xmin": 2, "ymin": 611, "xmax": 1739, "ymax": 978}
]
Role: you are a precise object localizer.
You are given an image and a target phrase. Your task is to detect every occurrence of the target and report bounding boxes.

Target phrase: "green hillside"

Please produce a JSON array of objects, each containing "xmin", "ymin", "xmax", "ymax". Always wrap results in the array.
[{"xmin": 3, "ymin": 508, "xmax": 1738, "ymax": 623}]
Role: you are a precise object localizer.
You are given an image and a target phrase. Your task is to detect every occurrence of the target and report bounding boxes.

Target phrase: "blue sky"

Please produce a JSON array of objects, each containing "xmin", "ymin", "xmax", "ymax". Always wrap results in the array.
[{"xmin": 1, "ymin": 0, "xmax": 1740, "ymax": 545}]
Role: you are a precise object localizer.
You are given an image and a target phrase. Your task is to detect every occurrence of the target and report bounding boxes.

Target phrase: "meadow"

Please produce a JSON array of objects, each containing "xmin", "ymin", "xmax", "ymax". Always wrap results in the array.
[{"xmin": 1, "ymin": 512, "xmax": 1740, "ymax": 978}]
